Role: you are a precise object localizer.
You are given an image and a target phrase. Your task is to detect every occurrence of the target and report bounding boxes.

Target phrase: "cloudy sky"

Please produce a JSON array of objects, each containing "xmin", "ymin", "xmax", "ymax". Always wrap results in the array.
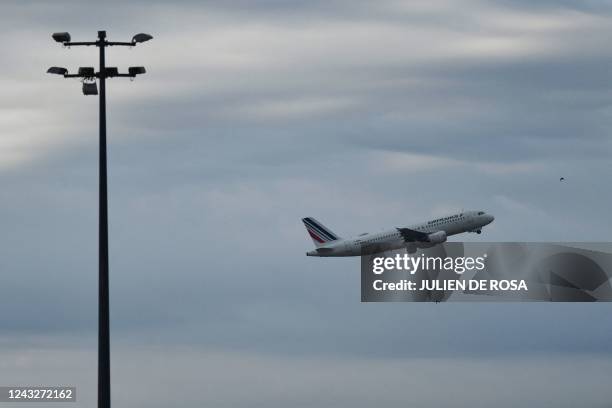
[{"xmin": 1, "ymin": 0, "xmax": 611, "ymax": 407}]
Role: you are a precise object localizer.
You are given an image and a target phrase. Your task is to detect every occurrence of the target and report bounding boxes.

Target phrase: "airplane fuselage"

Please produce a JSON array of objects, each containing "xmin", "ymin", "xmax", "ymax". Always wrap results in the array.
[{"xmin": 306, "ymin": 210, "xmax": 494, "ymax": 257}]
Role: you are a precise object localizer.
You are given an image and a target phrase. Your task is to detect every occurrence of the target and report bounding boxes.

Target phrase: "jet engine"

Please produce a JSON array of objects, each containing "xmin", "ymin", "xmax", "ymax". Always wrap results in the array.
[{"xmin": 427, "ymin": 231, "xmax": 447, "ymax": 244}]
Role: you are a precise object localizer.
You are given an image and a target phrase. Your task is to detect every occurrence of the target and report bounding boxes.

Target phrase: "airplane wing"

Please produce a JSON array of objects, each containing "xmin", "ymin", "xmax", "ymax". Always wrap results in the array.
[{"xmin": 396, "ymin": 227, "xmax": 429, "ymax": 242}]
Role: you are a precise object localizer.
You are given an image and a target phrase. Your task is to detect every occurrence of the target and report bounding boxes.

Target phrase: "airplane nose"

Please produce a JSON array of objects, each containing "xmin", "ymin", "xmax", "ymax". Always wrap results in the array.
[{"xmin": 486, "ymin": 214, "xmax": 495, "ymax": 224}]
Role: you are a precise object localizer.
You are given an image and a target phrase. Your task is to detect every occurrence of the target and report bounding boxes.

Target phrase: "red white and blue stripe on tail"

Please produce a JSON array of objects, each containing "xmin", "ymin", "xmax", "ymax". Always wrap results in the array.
[{"xmin": 302, "ymin": 217, "xmax": 339, "ymax": 247}]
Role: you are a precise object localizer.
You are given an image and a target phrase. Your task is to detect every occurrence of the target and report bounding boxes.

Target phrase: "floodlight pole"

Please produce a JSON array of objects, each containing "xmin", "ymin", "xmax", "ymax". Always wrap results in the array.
[
  {"xmin": 47, "ymin": 29, "xmax": 151, "ymax": 408},
  {"xmin": 97, "ymin": 30, "xmax": 110, "ymax": 408}
]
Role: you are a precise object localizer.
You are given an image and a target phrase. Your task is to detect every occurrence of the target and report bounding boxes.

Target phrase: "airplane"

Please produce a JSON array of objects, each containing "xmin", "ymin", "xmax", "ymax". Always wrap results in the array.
[{"xmin": 303, "ymin": 210, "xmax": 494, "ymax": 257}]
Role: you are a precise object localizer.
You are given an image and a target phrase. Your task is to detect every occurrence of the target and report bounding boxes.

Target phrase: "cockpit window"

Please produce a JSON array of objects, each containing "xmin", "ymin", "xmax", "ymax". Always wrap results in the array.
[{"xmin": 477, "ymin": 211, "xmax": 484, "ymax": 215}]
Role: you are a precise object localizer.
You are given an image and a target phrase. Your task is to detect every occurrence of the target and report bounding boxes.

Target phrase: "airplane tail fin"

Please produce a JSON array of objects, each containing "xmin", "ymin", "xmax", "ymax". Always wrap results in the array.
[{"xmin": 302, "ymin": 217, "xmax": 340, "ymax": 247}]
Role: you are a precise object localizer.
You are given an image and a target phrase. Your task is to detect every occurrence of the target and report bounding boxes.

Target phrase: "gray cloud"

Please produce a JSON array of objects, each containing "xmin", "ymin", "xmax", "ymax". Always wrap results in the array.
[{"xmin": 0, "ymin": 343, "xmax": 611, "ymax": 408}]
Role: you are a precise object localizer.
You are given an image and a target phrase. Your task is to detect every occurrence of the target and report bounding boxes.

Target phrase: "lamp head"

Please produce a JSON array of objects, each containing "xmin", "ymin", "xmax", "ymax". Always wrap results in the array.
[
  {"xmin": 78, "ymin": 67, "xmax": 95, "ymax": 78},
  {"xmin": 47, "ymin": 66, "xmax": 68, "ymax": 76},
  {"xmin": 52, "ymin": 32, "xmax": 71, "ymax": 43},
  {"xmin": 82, "ymin": 81, "xmax": 98, "ymax": 96},
  {"xmin": 128, "ymin": 66, "xmax": 146, "ymax": 76},
  {"xmin": 104, "ymin": 67, "xmax": 119, "ymax": 77},
  {"xmin": 132, "ymin": 33, "xmax": 153, "ymax": 44}
]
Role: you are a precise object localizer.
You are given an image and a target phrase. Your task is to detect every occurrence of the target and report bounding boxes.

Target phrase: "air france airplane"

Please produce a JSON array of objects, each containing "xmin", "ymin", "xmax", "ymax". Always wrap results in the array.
[{"xmin": 303, "ymin": 210, "xmax": 494, "ymax": 257}]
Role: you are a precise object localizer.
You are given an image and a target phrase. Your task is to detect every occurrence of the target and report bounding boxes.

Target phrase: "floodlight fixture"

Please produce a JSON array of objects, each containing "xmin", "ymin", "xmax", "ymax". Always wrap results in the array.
[
  {"xmin": 78, "ymin": 67, "xmax": 95, "ymax": 77},
  {"xmin": 82, "ymin": 81, "xmax": 98, "ymax": 95},
  {"xmin": 47, "ymin": 66, "xmax": 68, "ymax": 75},
  {"xmin": 104, "ymin": 67, "xmax": 119, "ymax": 77},
  {"xmin": 128, "ymin": 66, "xmax": 146, "ymax": 76},
  {"xmin": 52, "ymin": 32, "xmax": 71, "ymax": 43},
  {"xmin": 132, "ymin": 33, "xmax": 153, "ymax": 44}
]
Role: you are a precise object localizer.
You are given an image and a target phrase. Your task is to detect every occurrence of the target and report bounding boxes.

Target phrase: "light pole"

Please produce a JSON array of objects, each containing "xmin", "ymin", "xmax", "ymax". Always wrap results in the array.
[{"xmin": 47, "ymin": 30, "xmax": 152, "ymax": 408}]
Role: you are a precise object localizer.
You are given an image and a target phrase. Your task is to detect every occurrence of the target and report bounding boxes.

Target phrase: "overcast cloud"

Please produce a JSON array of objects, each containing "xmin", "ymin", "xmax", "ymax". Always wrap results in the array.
[{"xmin": 0, "ymin": 0, "xmax": 611, "ymax": 407}]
